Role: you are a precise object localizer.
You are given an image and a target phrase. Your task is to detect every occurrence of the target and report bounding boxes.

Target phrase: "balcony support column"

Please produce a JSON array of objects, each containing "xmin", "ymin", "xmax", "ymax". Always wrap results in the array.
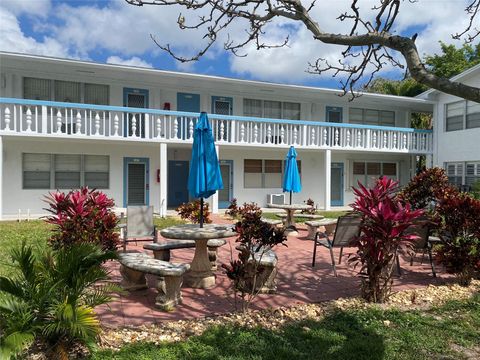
[
  {"xmin": 159, "ymin": 143, "xmax": 168, "ymax": 218},
  {"xmin": 211, "ymin": 145, "xmax": 219, "ymax": 214},
  {"xmin": 324, "ymin": 149, "xmax": 331, "ymax": 211}
]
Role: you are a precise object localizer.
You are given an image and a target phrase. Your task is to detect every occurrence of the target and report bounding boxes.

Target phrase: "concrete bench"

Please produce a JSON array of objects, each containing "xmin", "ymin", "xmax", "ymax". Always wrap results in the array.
[
  {"xmin": 236, "ymin": 246, "xmax": 278, "ymax": 294},
  {"xmin": 275, "ymin": 213, "xmax": 324, "ymax": 220},
  {"xmin": 305, "ymin": 219, "xmax": 338, "ymax": 240},
  {"xmin": 261, "ymin": 218, "xmax": 283, "ymax": 227},
  {"xmin": 118, "ymin": 252, "xmax": 190, "ymax": 311},
  {"xmin": 144, "ymin": 239, "xmax": 227, "ymax": 270}
]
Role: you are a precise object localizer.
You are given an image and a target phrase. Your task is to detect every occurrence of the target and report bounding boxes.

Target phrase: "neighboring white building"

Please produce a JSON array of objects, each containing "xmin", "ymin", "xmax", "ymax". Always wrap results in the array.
[
  {"xmin": 418, "ymin": 64, "xmax": 480, "ymax": 189},
  {"xmin": 0, "ymin": 52, "xmax": 435, "ymax": 219}
]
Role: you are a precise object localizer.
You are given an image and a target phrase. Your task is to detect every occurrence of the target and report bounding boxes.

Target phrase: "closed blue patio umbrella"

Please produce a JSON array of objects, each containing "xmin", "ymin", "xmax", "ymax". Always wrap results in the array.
[
  {"xmin": 283, "ymin": 146, "xmax": 302, "ymax": 204},
  {"xmin": 188, "ymin": 112, "xmax": 223, "ymax": 227}
]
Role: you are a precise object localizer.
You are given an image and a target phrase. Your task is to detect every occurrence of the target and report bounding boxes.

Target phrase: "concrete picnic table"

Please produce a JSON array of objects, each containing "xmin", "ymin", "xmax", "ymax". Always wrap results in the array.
[
  {"xmin": 160, "ymin": 224, "xmax": 235, "ymax": 289},
  {"xmin": 267, "ymin": 203, "xmax": 314, "ymax": 235}
]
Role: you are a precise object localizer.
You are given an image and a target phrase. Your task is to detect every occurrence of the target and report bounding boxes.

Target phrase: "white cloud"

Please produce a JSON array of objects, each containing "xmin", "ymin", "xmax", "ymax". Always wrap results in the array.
[
  {"xmin": 0, "ymin": 7, "xmax": 67, "ymax": 57},
  {"xmin": 106, "ymin": 55, "xmax": 153, "ymax": 68},
  {"xmin": 1, "ymin": 0, "xmax": 51, "ymax": 17}
]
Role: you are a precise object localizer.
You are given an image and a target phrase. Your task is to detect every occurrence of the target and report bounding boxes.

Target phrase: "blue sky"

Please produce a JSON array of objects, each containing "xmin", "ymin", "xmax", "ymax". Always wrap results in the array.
[{"xmin": 0, "ymin": 0, "xmax": 476, "ymax": 89}]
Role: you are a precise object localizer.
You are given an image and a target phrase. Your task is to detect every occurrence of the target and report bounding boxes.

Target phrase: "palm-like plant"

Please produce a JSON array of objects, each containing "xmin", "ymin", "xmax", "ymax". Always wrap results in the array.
[{"xmin": 0, "ymin": 242, "xmax": 118, "ymax": 359}]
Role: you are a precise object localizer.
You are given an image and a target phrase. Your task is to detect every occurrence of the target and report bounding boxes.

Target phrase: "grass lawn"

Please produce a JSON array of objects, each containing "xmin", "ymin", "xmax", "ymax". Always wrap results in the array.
[
  {"xmin": 0, "ymin": 217, "xmax": 185, "ymax": 275},
  {"xmin": 261, "ymin": 210, "xmax": 348, "ymax": 223},
  {"xmin": 91, "ymin": 293, "xmax": 480, "ymax": 360}
]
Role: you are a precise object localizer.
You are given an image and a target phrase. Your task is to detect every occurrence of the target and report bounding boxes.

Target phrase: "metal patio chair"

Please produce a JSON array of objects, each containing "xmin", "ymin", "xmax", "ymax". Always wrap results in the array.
[
  {"xmin": 406, "ymin": 216, "xmax": 437, "ymax": 278},
  {"xmin": 121, "ymin": 205, "xmax": 158, "ymax": 252},
  {"xmin": 311, "ymin": 213, "xmax": 362, "ymax": 276}
]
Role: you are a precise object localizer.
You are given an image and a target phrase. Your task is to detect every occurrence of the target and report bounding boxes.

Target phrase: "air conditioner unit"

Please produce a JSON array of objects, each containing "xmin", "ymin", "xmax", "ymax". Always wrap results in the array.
[{"xmin": 267, "ymin": 193, "xmax": 285, "ymax": 205}]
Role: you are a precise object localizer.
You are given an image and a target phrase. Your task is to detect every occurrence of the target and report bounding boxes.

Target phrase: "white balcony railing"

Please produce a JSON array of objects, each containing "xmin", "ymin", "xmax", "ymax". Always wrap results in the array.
[{"xmin": 0, "ymin": 98, "xmax": 433, "ymax": 154}]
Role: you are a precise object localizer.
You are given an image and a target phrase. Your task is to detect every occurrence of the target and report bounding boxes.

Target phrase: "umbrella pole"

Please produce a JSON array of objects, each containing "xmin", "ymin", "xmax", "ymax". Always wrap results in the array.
[
  {"xmin": 200, "ymin": 197, "xmax": 204, "ymax": 228},
  {"xmin": 290, "ymin": 191, "xmax": 292, "ymax": 205}
]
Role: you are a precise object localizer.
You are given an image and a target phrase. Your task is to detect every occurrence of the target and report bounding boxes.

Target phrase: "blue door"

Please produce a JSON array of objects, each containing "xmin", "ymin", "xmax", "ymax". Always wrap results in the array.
[
  {"xmin": 177, "ymin": 93, "xmax": 200, "ymax": 112},
  {"xmin": 123, "ymin": 157, "xmax": 150, "ymax": 207},
  {"xmin": 168, "ymin": 161, "xmax": 189, "ymax": 207},
  {"xmin": 177, "ymin": 93, "xmax": 200, "ymax": 139},
  {"xmin": 123, "ymin": 88, "xmax": 149, "ymax": 138},
  {"xmin": 219, "ymin": 160, "xmax": 233, "ymax": 208},
  {"xmin": 326, "ymin": 106, "xmax": 343, "ymax": 123},
  {"xmin": 331, "ymin": 162, "xmax": 344, "ymax": 206}
]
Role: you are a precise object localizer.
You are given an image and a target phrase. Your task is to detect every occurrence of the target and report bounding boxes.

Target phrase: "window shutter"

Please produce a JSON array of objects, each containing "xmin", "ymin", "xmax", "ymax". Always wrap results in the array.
[
  {"xmin": 243, "ymin": 99, "xmax": 262, "ymax": 118},
  {"xmin": 23, "ymin": 153, "xmax": 51, "ymax": 189},
  {"xmin": 349, "ymin": 108, "xmax": 364, "ymax": 124},
  {"xmin": 23, "ymin": 77, "xmax": 51, "ymax": 101},
  {"xmin": 84, "ymin": 155, "xmax": 109, "ymax": 189},
  {"xmin": 283, "ymin": 102, "xmax": 301, "ymax": 120},
  {"xmin": 55, "ymin": 154, "xmax": 81, "ymax": 189},
  {"xmin": 446, "ymin": 101, "xmax": 464, "ymax": 131},
  {"xmin": 264, "ymin": 100, "xmax": 282, "ymax": 119},
  {"xmin": 84, "ymin": 83, "xmax": 109, "ymax": 105},
  {"xmin": 54, "ymin": 80, "xmax": 81, "ymax": 103}
]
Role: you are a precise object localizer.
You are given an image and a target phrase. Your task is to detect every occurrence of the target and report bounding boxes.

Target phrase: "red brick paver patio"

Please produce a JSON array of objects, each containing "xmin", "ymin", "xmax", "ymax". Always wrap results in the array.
[{"xmin": 98, "ymin": 215, "xmax": 451, "ymax": 328}]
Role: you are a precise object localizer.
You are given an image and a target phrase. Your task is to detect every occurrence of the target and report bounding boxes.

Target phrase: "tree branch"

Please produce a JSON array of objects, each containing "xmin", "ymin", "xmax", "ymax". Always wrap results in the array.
[{"xmin": 125, "ymin": 0, "xmax": 480, "ymax": 102}]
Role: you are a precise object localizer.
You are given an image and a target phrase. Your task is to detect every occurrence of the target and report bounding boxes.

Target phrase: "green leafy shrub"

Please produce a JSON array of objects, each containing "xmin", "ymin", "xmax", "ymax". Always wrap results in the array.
[
  {"xmin": 435, "ymin": 192, "xmax": 480, "ymax": 285},
  {"xmin": 222, "ymin": 205, "xmax": 286, "ymax": 312},
  {"xmin": 175, "ymin": 200, "xmax": 212, "ymax": 224},
  {"xmin": 0, "ymin": 242, "xmax": 118, "ymax": 359},
  {"xmin": 301, "ymin": 198, "xmax": 316, "ymax": 214},
  {"xmin": 225, "ymin": 198, "xmax": 239, "ymax": 218},
  {"xmin": 44, "ymin": 187, "xmax": 119, "ymax": 251},
  {"xmin": 397, "ymin": 167, "xmax": 453, "ymax": 210},
  {"xmin": 350, "ymin": 177, "xmax": 424, "ymax": 303}
]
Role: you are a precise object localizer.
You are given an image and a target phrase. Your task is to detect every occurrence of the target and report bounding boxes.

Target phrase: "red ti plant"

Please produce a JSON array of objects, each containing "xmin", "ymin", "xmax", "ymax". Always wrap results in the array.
[
  {"xmin": 350, "ymin": 177, "xmax": 424, "ymax": 303},
  {"xmin": 44, "ymin": 187, "xmax": 119, "ymax": 251}
]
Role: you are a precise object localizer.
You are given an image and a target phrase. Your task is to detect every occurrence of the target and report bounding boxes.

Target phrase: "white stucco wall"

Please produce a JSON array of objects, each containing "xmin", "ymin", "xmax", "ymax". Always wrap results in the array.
[{"xmin": 430, "ymin": 70, "xmax": 480, "ymax": 166}]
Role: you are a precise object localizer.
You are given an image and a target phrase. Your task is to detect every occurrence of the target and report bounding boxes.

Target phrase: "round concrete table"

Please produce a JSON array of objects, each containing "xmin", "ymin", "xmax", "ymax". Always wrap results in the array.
[
  {"xmin": 160, "ymin": 224, "xmax": 235, "ymax": 289},
  {"xmin": 267, "ymin": 203, "xmax": 314, "ymax": 235}
]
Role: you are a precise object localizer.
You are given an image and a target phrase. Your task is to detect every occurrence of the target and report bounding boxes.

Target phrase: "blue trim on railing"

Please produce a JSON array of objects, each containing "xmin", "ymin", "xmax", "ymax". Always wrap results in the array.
[{"xmin": 0, "ymin": 97, "xmax": 433, "ymax": 134}]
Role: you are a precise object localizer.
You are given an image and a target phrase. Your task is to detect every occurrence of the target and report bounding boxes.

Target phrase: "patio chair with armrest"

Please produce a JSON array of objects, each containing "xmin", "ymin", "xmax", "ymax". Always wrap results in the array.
[
  {"xmin": 121, "ymin": 206, "xmax": 158, "ymax": 252},
  {"xmin": 311, "ymin": 213, "xmax": 362, "ymax": 276},
  {"xmin": 406, "ymin": 216, "xmax": 437, "ymax": 277}
]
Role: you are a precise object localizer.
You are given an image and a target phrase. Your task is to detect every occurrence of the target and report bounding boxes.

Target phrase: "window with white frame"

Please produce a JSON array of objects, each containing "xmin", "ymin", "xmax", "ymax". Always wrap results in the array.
[
  {"xmin": 22, "ymin": 153, "xmax": 109, "ymax": 190},
  {"xmin": 352, "ymin": 161, "xmax": 397, "ymax": 188},
  {"xmin": 445, "ymin": 161, "xmax": 480, "ymax": 188},
  {"xmin": 445, "ymin": 100, "xmax": 480, "ymax": 131},
  {"xmin": 243, "ymin": 99, "xmax": 301, "ymax": 120},
  {"xmin": 349, "ymin": 108, "xmax": 395, "ymax": 127},
  {"xmin": 244, "ymin": 159, "xmax": 301, "ymax": 188},
  {"xmin": 23, "ymin": 77, "xmax": 109, "ymax": 105}
]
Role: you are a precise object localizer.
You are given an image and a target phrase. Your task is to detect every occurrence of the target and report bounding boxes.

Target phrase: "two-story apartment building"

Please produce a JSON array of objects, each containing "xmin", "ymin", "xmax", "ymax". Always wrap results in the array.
[
  {"xmin": 0, "ymin": 52, "xmax": 434, "ymax": 219},
  {"xmin": 418, "ymin": 64, "xmax": 480, "ymax": 189}
]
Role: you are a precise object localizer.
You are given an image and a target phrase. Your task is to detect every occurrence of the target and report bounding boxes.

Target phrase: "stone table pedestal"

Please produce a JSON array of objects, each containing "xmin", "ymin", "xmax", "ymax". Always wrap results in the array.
[{"xmin": 160, "ymin": 224, "xmax": 235, "ymax": 289}]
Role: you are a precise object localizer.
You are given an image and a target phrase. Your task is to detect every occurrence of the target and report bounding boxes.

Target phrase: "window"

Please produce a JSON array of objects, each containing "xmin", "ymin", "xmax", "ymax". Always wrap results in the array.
[
  {"xmin": 446, "ymin": 161, "xmax": 480, "ymax": 188},
  {"xmin": 446, "ymin": 101, "xmax": 464, "ymax": 131},
  {"xmin": 84, "ymin": 155, "xmax": 109, "ymax": 188},
  {"xmin": 244, "ymin": 159, "xmax": 301, "ymax": 188},
  {"xmin": 349, "ymin": 108, "xmax": 395, "ymax": 126},
  {"xmin": 22, "ymin": 153, "xmax": 109, "ymax": 189},
  {"xmin": 445, "ymin": 100, "xmax": 480, "ymax": 131},
  {"xmin": 55, "ymin": 154, "xmax": 81, "ymax": 189},
  {"xmin": 244, "ymin": 159, "xmax": 263, "ymax": 188},
  {"xmin": 352, "ymin": 161, "xmax": 397, "ymax": 187},
  {"xmin": 283, "ymin": 102, "xmax": 301, "ymax": 120},
  {"xmin": 466, "ymin": 101, "xmax": 480, "ymax": 129},
  {"xmin": 243, "ymin": 99, "xmax": 262, "ymax": 118},
  {"xmin": 264, "ymin": 160, "xmax": 282, "ymax": 188},
  {"xmin": 22, "ymin": 77, "xmax": 109, "ymax": 105},
  {"xmin": 23, "ymin": 77, "xmax": 52, "ymax": 101},
  {"xmin": 243, "ymin": 99, "xmax": 301, "ymax": 120},
  {"xmin": 23, "ymin": 153, "xmax": 51, "ymax": 189},
  {"xmin": 85, "ymin": 83, "xmax": 109, "ymax": 105}
]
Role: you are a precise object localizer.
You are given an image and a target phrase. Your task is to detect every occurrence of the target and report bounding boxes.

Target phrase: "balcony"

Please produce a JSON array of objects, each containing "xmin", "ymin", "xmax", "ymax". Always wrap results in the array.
[{"xmin": 0, "ymin": 98, "xmax": 433, "ymax": 154}]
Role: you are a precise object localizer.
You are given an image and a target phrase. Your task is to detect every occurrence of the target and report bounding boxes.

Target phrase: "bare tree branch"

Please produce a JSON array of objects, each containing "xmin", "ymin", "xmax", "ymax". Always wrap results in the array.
[{"xmin": 126, "ymin": 0, "xmax": 480, "ymax": 102}]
